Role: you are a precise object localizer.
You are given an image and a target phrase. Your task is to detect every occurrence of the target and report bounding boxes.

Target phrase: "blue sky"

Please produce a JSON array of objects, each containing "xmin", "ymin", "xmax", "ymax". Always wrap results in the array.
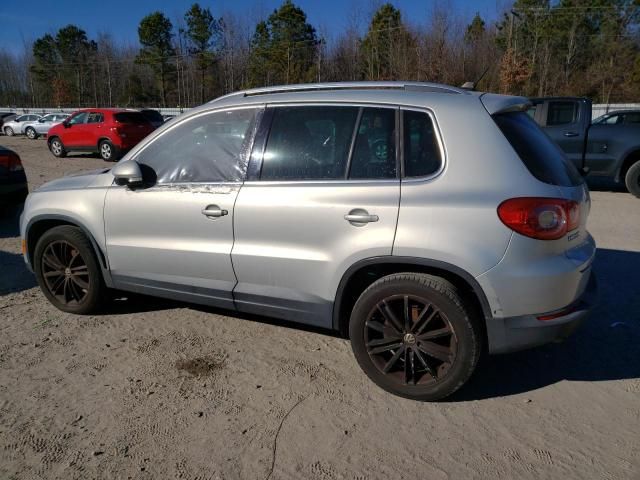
[{"xmin": 0, "ymin": 0, "xmax": 504, "ymax": 54}]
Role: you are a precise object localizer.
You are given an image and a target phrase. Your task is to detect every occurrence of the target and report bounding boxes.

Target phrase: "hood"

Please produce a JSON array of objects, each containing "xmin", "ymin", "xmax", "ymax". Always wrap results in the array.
[{"xmin": 36, "ymin": 168, "xmax": 111, "ymax": 192}]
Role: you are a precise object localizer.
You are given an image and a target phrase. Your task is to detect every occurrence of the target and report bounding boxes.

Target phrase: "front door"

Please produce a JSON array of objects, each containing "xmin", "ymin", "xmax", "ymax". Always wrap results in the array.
[
  {"xmin": 64, "ymin": 112, "xmax": 90, "ymax": 147},
  {"xmin": 232, "ymin": 105, "xmax": 401, "ymax": 327},
  {"xmin": 104, "ymin": 107, "xmax": 262, "ymax": 308}
]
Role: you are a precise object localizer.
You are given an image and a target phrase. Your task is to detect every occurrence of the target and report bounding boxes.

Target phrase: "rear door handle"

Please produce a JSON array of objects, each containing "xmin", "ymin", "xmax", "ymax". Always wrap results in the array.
[
  {"xmin": 202, "ymin": 205, "xmax": 228, "ymax": 218},
  {"xmin": 564, "ymin": 131, "xmax": 579, "ymax": 137}
]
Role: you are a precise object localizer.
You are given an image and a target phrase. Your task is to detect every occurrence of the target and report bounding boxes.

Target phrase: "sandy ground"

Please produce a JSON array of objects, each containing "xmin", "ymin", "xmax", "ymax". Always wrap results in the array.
[{"xmin": 0, "ymin": 135, "xmax": 639, "ymax": 480}]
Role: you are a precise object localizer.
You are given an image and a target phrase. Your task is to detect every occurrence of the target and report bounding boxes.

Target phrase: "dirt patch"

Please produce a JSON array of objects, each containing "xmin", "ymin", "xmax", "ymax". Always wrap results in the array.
[{"xmin": 175, "ymin": 354, "xmax": 226, "ymax": 377}]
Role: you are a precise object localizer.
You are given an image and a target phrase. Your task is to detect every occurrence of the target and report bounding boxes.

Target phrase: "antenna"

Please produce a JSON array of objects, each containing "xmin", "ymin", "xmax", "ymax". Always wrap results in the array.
[{"xmin": 460, "ymin": 66, "xmax": 490, "ymax": 91}]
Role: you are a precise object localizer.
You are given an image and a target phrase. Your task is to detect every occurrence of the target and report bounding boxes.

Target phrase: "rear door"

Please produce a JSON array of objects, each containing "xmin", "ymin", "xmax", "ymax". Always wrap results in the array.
[
  {"xmin": 540, "ymin": 99, "xmax": 590, "ymax": 169},
  {"xmin": 104, "ymin": 106, "xmax": 262, "ymax": 308},
  {"xmin": 231, "ymin": 104, "xmax": 400, "ymax": 327}
]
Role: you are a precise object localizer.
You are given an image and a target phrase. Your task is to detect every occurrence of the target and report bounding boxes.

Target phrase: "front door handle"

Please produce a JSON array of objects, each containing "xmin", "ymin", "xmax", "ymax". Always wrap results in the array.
[
  {"xmin": 564, "ymin": 131, "xmax": 579, "ymax": 137},
  {"xmin": 345, "ymin": 209, "xmax": 379, "ymax": 225},
  {"xmin": 202, "ymin": 205, "xmax": 228, "ymax": 218}
]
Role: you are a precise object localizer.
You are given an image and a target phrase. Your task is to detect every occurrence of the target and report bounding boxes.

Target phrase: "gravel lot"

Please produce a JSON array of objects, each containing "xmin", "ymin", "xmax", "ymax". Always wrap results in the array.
[{"xmin": 1, "ymin": 135, "xmax": 639, "ymax": 480}]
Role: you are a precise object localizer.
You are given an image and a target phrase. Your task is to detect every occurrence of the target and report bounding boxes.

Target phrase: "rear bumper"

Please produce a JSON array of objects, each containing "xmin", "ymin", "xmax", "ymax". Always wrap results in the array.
[{"xmin": 486, "ymin": 272, "xmax": 598, "ymax": 354}]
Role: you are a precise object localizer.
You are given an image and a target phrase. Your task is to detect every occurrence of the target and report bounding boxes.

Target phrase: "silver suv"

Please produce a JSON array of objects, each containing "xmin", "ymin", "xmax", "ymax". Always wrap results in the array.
[{"xmin": 20, "ymin": 82, "xmax": 597, "ymax": 400}]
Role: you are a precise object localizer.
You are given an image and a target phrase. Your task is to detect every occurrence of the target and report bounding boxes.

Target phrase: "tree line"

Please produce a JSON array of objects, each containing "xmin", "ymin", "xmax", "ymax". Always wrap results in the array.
[{"xmin": 0, "ymin": 0, "xmax": 638, "ymax": 109}]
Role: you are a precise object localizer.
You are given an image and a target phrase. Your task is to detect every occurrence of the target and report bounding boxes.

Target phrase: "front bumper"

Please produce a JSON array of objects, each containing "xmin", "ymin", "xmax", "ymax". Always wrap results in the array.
[{"xmin": 486, "ymin": 272, "xmax": 598, "ymax": 354}]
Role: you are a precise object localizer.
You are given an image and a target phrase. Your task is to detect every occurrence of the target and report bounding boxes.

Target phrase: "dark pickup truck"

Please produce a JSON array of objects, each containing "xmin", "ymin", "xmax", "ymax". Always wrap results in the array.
[{"xmin": 529, "ymin": 97, "xmax": 640, "ymax": 197}]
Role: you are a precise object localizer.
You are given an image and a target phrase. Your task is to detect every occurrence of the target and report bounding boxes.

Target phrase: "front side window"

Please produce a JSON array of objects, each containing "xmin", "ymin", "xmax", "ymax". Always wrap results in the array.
[
  {"xmin": 260, "ymin": 106, "xmax": 358, "ymax": 181},
  {"xmin": 349, "ymin": 107, "xmax": 396, "ymax": 179},
  {"xmin": 42, "ymin": 114, "xmax": 56, "ymax": 122},
  {"xmin": 68, "ymin": 112, "xmax": 88, "ymax": 125},
  {"xmin": 547, "ymin": 101, "xmax": 578, "ymax": 126},
  {"xmin": 135, "ymin": 108, "xmax": 260, "ymax": 184},
  {"xmin": 403, "ymin": 110, "xmax": 442, "ymax": 178}
]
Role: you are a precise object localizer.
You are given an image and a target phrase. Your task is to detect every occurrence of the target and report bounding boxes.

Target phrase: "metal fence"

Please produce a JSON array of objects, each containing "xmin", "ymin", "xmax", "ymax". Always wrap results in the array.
[
  {"xmin": 3, "ymin": 103, "xmax": 639, "ymax": 120},
  {"xmin": 0, "ymin": 107, "xmax": 187, "ymax": 117}
]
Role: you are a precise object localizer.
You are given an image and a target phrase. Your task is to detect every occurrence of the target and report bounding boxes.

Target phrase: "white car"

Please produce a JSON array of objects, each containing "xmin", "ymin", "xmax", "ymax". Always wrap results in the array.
[
  {"xmin": 2, "ymin": 114, "xmax": 42, "ymax": 136},
  {"xmin": 22, "ymin": 113, "xmax": 70, "ymax": 139}
]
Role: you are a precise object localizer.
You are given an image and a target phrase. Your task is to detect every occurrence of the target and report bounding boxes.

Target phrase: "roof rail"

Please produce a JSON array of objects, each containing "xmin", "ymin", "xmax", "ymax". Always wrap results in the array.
[{"xmin": 240, "ymin": 81, "xmax": 466, "ymax": 97}]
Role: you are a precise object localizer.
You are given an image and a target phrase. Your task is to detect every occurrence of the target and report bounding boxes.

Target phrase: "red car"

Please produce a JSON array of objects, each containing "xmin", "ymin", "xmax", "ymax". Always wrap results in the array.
[{"xmin": 47, "ymin": 109, "xmax": 155, "ymax": 161}]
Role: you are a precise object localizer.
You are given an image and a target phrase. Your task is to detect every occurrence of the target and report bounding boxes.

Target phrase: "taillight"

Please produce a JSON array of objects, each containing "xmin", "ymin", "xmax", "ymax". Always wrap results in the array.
[
  {"xmin": 497, "ymin": 197, "xmax": 580, "ymax": 240},
  {"xmin": 0, "ymin": 152, "xmax": 24, "ymax": 172}
]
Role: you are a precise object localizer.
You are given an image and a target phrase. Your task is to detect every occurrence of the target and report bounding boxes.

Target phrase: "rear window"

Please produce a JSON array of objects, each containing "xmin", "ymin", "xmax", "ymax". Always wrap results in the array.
[
  {"xmin": 493, "ymin": 112, "xmax": 583, "ymax": 187},
  {"xmin": 141, "ymin": 110, "xmax": 163, "ymax": 123},
  {"xmin": 114, "ymin": 112, "xmax": 149, "ymax": 124}
]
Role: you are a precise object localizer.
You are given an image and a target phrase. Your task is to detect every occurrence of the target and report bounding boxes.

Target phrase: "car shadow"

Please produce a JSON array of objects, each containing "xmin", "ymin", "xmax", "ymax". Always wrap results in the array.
[
  {"xmin": 451, "ymin": 247, "xmax": 640, "ymax": 401},
  {"xmin": 585, "ymin": 177, "xmax": 627, "ymax": 193},
  {"xmin": 0, "ymin": 250, "xmax": 37, "ymax": 294}
]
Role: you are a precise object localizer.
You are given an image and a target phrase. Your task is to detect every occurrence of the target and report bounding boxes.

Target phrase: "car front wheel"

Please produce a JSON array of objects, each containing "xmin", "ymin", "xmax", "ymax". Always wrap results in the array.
[
  {"xmin": 49, "ymin": 138, "xmax": 67, "ymax": 158},
  {"xmin": 34, "ymin": 226, "xmax": 105, "ymax": 314},
  {"xmin": 349, "ymin": 273, "xmax": 482, "ymax": 401},
  {"xmin": 4, "ymin": 127, "xmax": 14, "ymax": 136}
]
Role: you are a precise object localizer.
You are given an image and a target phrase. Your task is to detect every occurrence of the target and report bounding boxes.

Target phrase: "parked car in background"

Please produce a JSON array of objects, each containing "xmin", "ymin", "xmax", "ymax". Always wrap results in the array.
[
  {"xmin": 139, "ymin": 109, "xmax": 164, "ymax": 128},
  {"xmin": 47, "ymin": 109, "xmax": 155, "ymax": 161},
  {"xmin": 592, "ymin": 109, "xmax": 640, "ymax": 125},
  {"xmin": 21, "ymin": 82, "xmax": 597, "ymax": 401},
  {"xmin": 22, "ymin": 113, "xmax": 70, "ymax": 139},
  {"xmin": 3, "ymin": 114, "xmax": 42, "ymax": 136},
  {"xmin": 530, "ymin": 97, "xmax": 640, "ymax": 198},
  {"xmin": 0, "ymin": 112, "xmax": 16, "ymax": 132},
  {"xmin": 0, "ymin": 145, "xmax": 28, "ymax": 213}
]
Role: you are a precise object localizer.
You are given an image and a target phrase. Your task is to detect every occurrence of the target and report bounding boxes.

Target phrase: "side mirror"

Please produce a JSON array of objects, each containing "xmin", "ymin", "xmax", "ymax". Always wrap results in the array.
[
  {"xmin": 112, "ymin": 161, "xmax": 143, "ymax": 187},
  {"xmin": 63, "ymin": 122, "xmax": 70, "ymax": 128},
  {"xmin": 38, "ymin": 119, "xmax": 45, "ymax": 123}
]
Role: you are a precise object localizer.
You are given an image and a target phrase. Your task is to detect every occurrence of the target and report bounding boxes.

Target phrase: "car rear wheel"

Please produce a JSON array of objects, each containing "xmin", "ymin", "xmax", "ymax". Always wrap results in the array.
[
  {"xmin": 349, "ymin": 273, "xmax": 482, "ymax": 401},
  {"xmin": 624, "ymin": 160, "xmax": 640, "ymax": 198},
  {"xmin": 25, "ymin": 127, "xmax": 38, "ymax": 139},
  {"xmin": 34, "ymin": 226, "xmax": 105, "ymax": 314},
  {"xmin": 4, "ymin": 127, "xmax": 14, "ymax": 136},
  {"xmin": 99, "ymin": 140, "xmax": 117, "ymax": 161},
  {"xmin": 49, "ymin": 137, "xmax": 67, "ymax": 158}
]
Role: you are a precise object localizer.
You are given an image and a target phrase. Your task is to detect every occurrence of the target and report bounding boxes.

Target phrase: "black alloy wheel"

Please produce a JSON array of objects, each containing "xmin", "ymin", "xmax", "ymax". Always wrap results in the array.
[
  {"xmin": 349, "ymin": 273, "xmax": 482, "ymax": 401},
  {"xmin": 364, "ymin": 294, "xmax": 457, "ymax": 386},
  {"xmin": 40, "ymin": 240, "xmax": 90, "ymax": 306}
]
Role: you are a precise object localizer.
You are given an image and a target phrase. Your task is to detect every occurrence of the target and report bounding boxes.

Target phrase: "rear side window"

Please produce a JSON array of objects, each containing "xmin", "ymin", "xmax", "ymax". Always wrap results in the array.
[
  {"xmin": 403, "ymin": 110, "xmax": 442, "ymax": 177},
  {"xmin": 494, "ymin": 112, "xmax": 583, "ymax": 187},
  {"xmin": 115, "ymin": 112, "xmax": 149, "ymax": 124},
  {"xmin": 260, "ymin": 106, "xmax": 358, "ymax": 181},
  {"xmin": 349, "ymin": 108, "xmax": 396, "ymax": 179},
  {"xmin": 546, "ymin": 101, "xmax": 578, "ymax": 126}
]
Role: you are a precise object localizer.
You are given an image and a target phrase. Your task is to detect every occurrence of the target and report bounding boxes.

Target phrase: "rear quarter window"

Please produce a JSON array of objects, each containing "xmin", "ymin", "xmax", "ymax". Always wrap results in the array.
[{"xmin": 493, "ymin": 112, "xmax": 583, "ymax": 187}]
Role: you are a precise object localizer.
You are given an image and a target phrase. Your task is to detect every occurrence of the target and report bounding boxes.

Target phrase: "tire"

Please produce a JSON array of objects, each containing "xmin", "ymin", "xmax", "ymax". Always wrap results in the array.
[
  {"xmin": 99, "ymin": 140, "xmax": 117, "ymax": 161},
  {"xmin": 49, "ymin": 137, "xmax": 67, "ymax": 158},
  {"xmin": 25, "ymin": 127, "xmax": 38, "ymax": 139},
  {"xmin": 349, "ymin": 273, "xmax": 482, "ymax": 401},
  {"xmin": 624, "ymin": 160, "xmax": 640, "ymax": 198},
  {"xmin": 5, "ymin": 127, "xmax": 14, "ymax": 136},
  {"xmin": 34, "ymin": 225, "xmax": 105, "ymax": 314}
]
